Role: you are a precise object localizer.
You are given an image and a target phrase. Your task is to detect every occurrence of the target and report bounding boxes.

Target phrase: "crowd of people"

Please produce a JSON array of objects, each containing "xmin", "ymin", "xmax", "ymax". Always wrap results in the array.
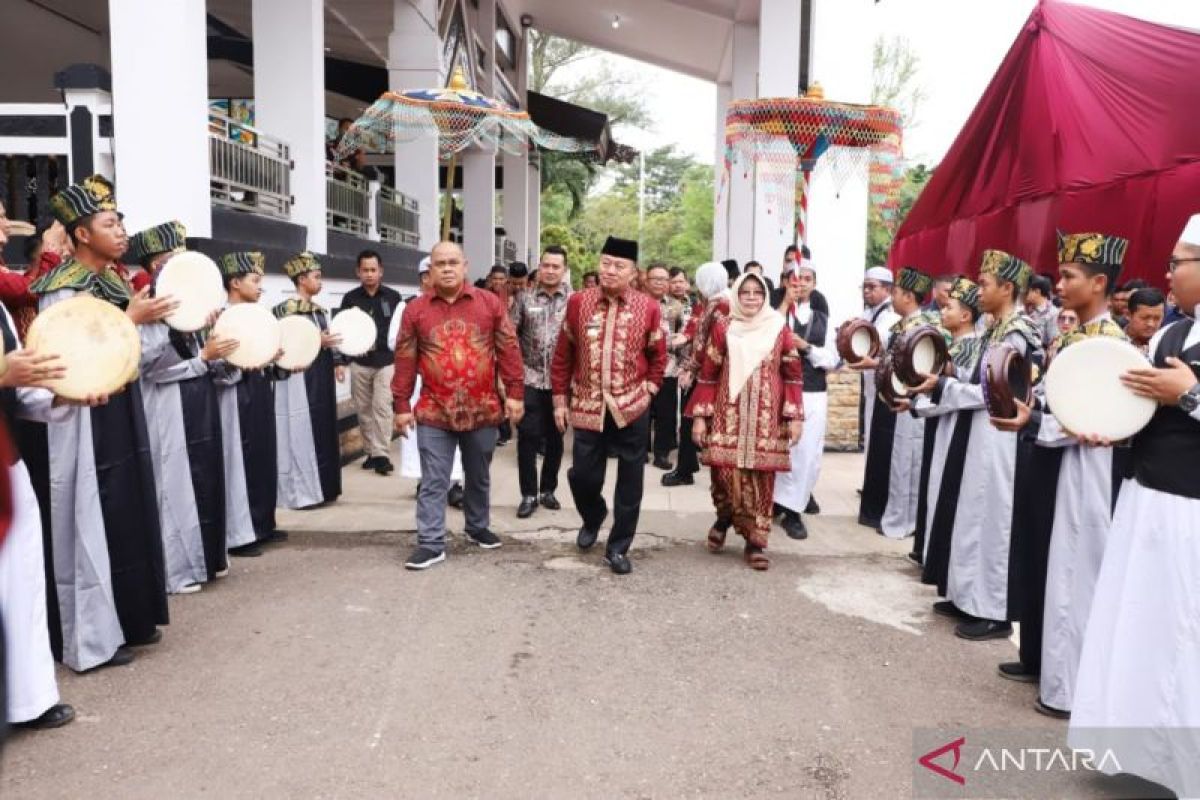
[{"xmin": 1, "ymin": 174, "xmax": 1198, "ymax": 797}]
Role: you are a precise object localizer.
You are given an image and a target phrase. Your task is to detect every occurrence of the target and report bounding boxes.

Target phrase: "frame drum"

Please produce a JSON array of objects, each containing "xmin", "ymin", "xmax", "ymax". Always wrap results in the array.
[
  {"xmin": 330, "ymin": 307, "xmax": 376, "ymax": 357},
  {"xmin": 276, "ymin": 315, "xmax": 322, "ymax": 371},
  {"xmin": 24, "ymin": 295, "xmax": 141, "ymax": 400},
  {"xmin": 836, "ymin": 318, "xmax": 882, "ymax": 364},
  {"xmin": 212, "ymin": 303, "xmax": 281, "ymax": 370},
  {"xmin": 155, "ymin": 251, "xmax": 227, "ymax": 333},
  {"xmin": 876, "ymin": 354, "xmax": 910, "ymax": 407},
  {"xmin": 980, "ymin": 343, "xmax": 1033, "ymax": 419},
  {"xmin": 895, "ymin": 325, "xmax": 950, "ymax": 386},
  {"xmin": 1044, "ymin": 336, "xmax": 1156, "ymax": 440}
]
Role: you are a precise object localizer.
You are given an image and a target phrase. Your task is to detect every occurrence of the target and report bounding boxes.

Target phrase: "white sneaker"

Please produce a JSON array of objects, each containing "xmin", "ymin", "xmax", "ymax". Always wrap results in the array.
[
  {"xmin": 214, "ymin": 567, "xmax": 230, "ymax": 578},
  {"xmin": 175, "ymin": 582, "xmax": 202, "ymax": 595}
]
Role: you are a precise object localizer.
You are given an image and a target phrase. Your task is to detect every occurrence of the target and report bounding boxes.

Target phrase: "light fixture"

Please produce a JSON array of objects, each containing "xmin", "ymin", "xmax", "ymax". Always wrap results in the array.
[{"xmin": 611, "ymin": 14, "xmax": 620, "ymax": 29}]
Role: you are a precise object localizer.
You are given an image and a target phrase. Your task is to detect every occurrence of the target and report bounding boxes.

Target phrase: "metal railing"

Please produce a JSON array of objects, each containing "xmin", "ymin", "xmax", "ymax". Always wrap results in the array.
[
  {"xmin": 326, "ymin": 162, "xmax": 370, "ymax": 236},
  {"xmin": 376, "ymin": 184, "xmax": 420, "ymax": 247},
  {"xmin": 208, "ymin": 112, "xmax": 292, "ymax": 219}
]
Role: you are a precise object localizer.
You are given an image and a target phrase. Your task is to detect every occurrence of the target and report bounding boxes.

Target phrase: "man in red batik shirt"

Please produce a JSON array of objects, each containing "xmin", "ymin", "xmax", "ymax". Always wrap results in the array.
[
  {"xmin": 392, "ymin": 241, "xmax": 524, "ymax": 571},
  {"xmin": 551, "ymin": 236, "xmax": 667, "ymax": 575}
]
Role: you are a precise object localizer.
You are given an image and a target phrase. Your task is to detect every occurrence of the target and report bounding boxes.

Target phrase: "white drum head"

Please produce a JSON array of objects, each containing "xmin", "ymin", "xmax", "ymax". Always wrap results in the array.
[
  {"xmin": 276, "ymin": 315, "xmax": 322, "ymax": 371},
  {"xmin": 25, "ymin": 295, "xmax": 141, "ymax": 400},
  {"xmin": 912, "ymin": 336, "xmax": 937, "ymax": 375},
  {"xmin": 156, "ymin": 251, "xmax": 226, "ymax": 332},
  {"xmin": 212, "ymin": 303, "xmax": 281, "ymax": 370},
  {"xmin": 851, "ymin": 328, "xmax": 872, "ymax": 357},
  {"xmin": 891, "ymin": 371, "xmax": 909, "ymax": 397},
  {"xmin": 330, "ymin": 307, "xmax": 376, "ymax": 356},
  {"xmin": 1044, "ymin": 337, "xmax": 1156, "ymax": 440}
]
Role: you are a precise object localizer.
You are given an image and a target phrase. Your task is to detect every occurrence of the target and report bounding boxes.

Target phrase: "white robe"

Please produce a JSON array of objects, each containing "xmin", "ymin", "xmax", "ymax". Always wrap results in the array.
[
  {"xmin": 860, "ymin": 300, "xmax": 900, "ymax": 455},
  {"xmin": 274, "ymin": 371, "xmax": 323, "ymax": 509},
  {"xmin": 879, "ymin": 309, "xmax": 927, "ymax": 539},
  {"xmin": 933, "ymin": 329, "xmax": 1031, "ymax": 621},
  {"xmin": 214, "ymin": 368, "xmax": 257, "ymax": 549},
  {"xmin": 1, "ymin": 308, "xmax": 61, "ymax": 723},
  {"xmin": 775, "ymin": 305, "xmax": 838, "ymax": 514},
  {"xmin": 1068, "ymin": 315, "xmax": 1200, "ymax": 798}
]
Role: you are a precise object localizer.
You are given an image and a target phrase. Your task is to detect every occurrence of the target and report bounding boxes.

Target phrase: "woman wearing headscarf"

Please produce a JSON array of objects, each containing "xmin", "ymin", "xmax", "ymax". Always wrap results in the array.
[
  {"xmin": 663, "ymin": 261, "xmax": 735, "ymax": 487},
  {"xmin": 687, "ymin": 273, "xmax": 805, "ymax": 570}
]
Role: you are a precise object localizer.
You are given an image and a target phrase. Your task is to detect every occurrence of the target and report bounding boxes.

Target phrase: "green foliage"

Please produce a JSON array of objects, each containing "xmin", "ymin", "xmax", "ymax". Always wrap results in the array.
[{"xmin": 866, "ymin": 163, "xmax": 933, "ymax": 267}]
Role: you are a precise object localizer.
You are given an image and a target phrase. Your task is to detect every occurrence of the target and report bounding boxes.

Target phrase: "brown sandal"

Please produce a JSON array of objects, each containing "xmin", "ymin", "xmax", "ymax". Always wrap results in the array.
[
  {"xmin": 744, "ymin": 544, "xmax": 769, "ymax": 571},
  {"xmin": 707, "ymin": 519, "xmax": 731, "ymax": 553}
]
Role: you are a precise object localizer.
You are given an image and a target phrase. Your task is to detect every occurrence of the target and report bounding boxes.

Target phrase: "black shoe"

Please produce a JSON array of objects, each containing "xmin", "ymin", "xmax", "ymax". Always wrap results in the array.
[
  {"xmin": 230, "ymin": 543, "xmax": 263, "ymax": 557},
  {"xmin": 496, "ymin": 438, "xmax": 510, "ymax": 447},
  {"xmin": 374, "ymin": 458, "xmax": 394, "ymax": 475},
  {"xmin": 466, "ymin": 529, "xmax": 502, "ymax": 549},
  {"xmin": 805, "ymin": 496, "xmax": 821, "ymax": 515},
  {"xmin": 85, "ymin": 646, "xmax": 134, "ymax": 672},
  {"xmin": 603, "ymin": 552, "xmax": 632, "ymax": 575},
  {"xmin": 517, "ymin": 496, "xmax": 538, "ymax": 518},
  {"xmin": 576, "ymin": 525, "xmax": 600, "ymax": 550},
  {"xmin": 932, "ymin": 600, "xmax": 971, "ymax": 619},
  {"xmin": 362, "ymin": 456, "xmax": 380, "ymax": 470},
  {"xmin": 906, "ymin": 552, "xmax": 922, "ymax": 566},
  {"xmin": 539, "ymin": 492, "xmax": 561, "ymax": 510},
  {"xmin": 127, "ymin": 628, "xmax": 162, "ymax": 647},
  {"xmin": 1034, "ymin": 699, "xmax": 1070, "ymax": 719},
  {"xmin": 955, "ymin": 619, "xmax": 1013, "ymax": 641},
  {"xmin": 447, "ymin": 483, "xmax": 465, "ymax": 509},
  {"xmin": 652, "ymin": 456, "xmax": 673, "ymax": 470},
  {"xmin": 661, "ymin": 470, "xmax": 694, "ymax": 487},
  {"xmin": 998, "ymin": 661, "xmax": 1039, "ymax": 683},
  {"xmin": 16, "ymin": 703, "xmax": 76, "ymax": 730},
  {"xmin": 262, "ymin": 529, "xmax": 289, "ymax": 544},
  {"xmin": 782, "ymin": 513, "xmax": 808, "ymax": 540},
  {"xmin": 404, "ymin": 547, "xmax": 446, "ymax": 570}
]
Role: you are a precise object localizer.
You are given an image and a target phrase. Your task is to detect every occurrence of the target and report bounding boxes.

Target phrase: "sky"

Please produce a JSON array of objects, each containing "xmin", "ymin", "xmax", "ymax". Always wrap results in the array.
[{"xmin": 578, "ymin": 0, "xmax": 1200, "ymax": 168}]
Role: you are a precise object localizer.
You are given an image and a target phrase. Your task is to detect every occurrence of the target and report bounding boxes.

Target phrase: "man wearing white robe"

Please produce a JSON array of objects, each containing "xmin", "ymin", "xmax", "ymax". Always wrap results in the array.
[
  {"xmin": 858, "ymin": 266, "xmax": 900, "ymax": 454},
  {"xmin": 1068, "ymin": 215, "xmax": 1200, "ymax": 798}
]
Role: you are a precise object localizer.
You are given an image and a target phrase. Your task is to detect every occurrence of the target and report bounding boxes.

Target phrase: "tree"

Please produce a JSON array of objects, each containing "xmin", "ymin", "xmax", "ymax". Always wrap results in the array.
[
  {"xmin": 612, "ymin": 145, "xmax": 698, "ymax": 215},
  {"xmin": 866, "ymin": 163, "xmax": 932, "ymax": 267}
]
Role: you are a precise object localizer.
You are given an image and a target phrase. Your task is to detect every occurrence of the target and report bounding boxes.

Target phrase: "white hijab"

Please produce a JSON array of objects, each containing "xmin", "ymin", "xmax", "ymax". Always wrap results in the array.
[
  {"xmin": 726, "ymin": 273, "xmax": 785, "ymax": 401},
  {"xmin": 694, "ymin": 261, "xmax": 730, "ymax": 301}
]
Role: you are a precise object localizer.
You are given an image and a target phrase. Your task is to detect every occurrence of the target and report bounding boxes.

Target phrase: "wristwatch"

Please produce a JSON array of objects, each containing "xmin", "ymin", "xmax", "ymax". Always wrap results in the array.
[{"xmin": 1179, "ymin": 383, "xmax": 1200, "ymax": 413}]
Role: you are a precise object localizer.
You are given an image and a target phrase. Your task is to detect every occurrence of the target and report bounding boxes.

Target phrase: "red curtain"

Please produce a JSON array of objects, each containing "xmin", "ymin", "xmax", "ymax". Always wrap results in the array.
[{"xmin": 889, "ymin": 0, "xmax": 1200, "ymax": 286}]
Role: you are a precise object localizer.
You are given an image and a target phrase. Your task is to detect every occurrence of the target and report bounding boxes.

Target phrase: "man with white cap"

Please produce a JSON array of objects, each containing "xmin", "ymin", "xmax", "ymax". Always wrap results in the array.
[
  {"xmin": 1068, "ymin": 213, "xmax": 1200, "ymax": 798},
  {"xmin": 773, "ymin": 257, "xmax": 838, "ymax": 539},
  {"xmin": 388, "ymin": 256, "xmax": 464, "ymax": 505},
  {"xmin": 856, "ymin": 266, "xmax": 901, "ymax": 455}
]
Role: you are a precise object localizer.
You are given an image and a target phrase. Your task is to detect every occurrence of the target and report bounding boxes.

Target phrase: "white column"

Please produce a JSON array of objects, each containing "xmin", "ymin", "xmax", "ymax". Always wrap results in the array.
[
  {"xmin": 109, "ymin": 0, "xmax": 211, "ymax": 237},
  {"xmin": 253, "ymin": 0, "xmax": 326, "ymax": 254},
  {"xmin": 806, "ymin": 0, "xmax": 877, "ymax": 327},
  {"xmin": 461, "ymin": 146, "xmax": 496, "ymax": 280},
  {"xmin": 754, "ymin": 0, "xmax": 803, "ymax": 282},
  {"xmin": 527, "ymin": 158, "xmax": 541, "ymax": 264},
  {"xmin": 502, "ymin": 151, "xmax": 529, "ymax": 264},
  {"xmin": 389, "ymin": 0, "xmax": 440, "ymax": 250},
  {"xmin": 712, "ymin": 80, "xmax": 732, "ymax": 261},
  {"xmin": 727, "ymin": 23, "xmax": 758, "ymax": 269}
]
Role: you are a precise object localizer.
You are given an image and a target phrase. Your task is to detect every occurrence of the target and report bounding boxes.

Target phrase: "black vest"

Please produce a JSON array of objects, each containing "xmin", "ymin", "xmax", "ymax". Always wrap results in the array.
[
  {"xmin": 1133, "ymin": 319, "xmax": 1200, "ymax": 499},
  {"xmin": 790, "ymin": 307, "xmax": 829, "ymax": 393}
]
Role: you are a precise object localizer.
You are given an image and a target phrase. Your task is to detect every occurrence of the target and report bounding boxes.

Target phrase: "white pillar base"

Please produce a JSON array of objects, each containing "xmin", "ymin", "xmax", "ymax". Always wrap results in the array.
[{"xmin": 501, "ymin": 150, "xmax": 529, "ymax": 264}]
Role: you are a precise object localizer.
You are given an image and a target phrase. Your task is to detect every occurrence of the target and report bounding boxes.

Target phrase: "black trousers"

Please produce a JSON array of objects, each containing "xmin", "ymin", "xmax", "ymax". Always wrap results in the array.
[
  {"xmin": 675, "ymin": 384, "xmax": 699, "ymax": 475},
  {"xmin": 651, "ymin": 377, "xmax": 679, "ymax": 458},
  {"xmin": 517, "ymin": 386, "xmax": 564, "ymax": 497},
  {"xmin": 568, "ymin": 409, "xmax": 650, "ymax": 556}
]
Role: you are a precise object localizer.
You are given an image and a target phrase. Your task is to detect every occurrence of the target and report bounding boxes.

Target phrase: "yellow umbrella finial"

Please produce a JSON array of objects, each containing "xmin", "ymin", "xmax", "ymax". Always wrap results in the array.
[
  {"xmin": 449, "ymin": 66, "xmax": 470, "ymax": 91},
  {"xmin": 805, "ymin": 82, "xmax": 825, "ymax": 100}
]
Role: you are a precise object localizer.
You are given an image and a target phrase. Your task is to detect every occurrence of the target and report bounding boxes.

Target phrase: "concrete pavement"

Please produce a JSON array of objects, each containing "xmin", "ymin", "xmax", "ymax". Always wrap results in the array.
[{"xmin": 0, "ymin": 439, "xmax": 1135, "ymax": 798}]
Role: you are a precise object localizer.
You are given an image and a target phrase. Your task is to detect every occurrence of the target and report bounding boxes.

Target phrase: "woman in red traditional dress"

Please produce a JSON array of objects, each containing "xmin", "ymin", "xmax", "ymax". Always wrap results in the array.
[{"xmin": 688, "ymin": 273, "xmax": 805, "ymax": 570}]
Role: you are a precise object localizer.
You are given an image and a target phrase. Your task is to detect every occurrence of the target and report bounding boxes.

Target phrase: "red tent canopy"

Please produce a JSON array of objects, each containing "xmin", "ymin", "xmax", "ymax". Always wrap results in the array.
[{"xmin": 889, "ymin": 0, "xmax": 1200, "ymax": 287}]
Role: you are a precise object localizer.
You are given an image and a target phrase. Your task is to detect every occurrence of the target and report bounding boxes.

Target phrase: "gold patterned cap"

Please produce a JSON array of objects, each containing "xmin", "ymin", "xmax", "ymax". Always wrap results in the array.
[
  {"xmin": 949, "ymin": 276, "xmax": 981, "ymax": 314},
  {"xmin": 897, "ymin": 266, "xmax": 933, "ymax": 296},
  {"xmin": 219, "ymin": 251, "xmax": 265, "ymax": 278},
  {"xmin": 283, "ymin": 251, "xmax": 321, "ymax": 280},
  {"xmin": 49, "ymin": 174, "xmax": 118, "ymax": 226},
  {"xmin": 1057, "ymin": 230, "xmax": 1128, "ymax": 269},
  {"xmin": 979, "ymin": 249, "xmax": 1033, "ymax": 292},
  {"xmin": 126, "ymin": 220, "xmax": 187, "ymax": 263}
]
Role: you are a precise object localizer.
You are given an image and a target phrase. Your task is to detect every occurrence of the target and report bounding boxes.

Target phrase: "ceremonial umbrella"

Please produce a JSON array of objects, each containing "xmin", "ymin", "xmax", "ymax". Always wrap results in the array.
[
  {"xmin": 723, "ymin": 84, "xmax": 904, "ymax": 244},
  {"xmin": 337, "ymin": 67, "xmax": 594, "ymax": 241}
]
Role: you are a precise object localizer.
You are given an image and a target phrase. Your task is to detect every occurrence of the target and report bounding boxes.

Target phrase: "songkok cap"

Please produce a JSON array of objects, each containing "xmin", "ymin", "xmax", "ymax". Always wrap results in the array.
[
  {"xmin": 949, "ymin": 276, "xmax": 981, "ymax": 315},
  {"xmin": 126, "ymin": 220, "xmax": 187, "ymax": 264},
  {"xmin": 864, "ymin": 266, "xmax": 893, "ymax": 284},
  {"xmin": 897, "ymin": 266, "xmax": 934, "ymax": 295},
  {"xmin": 601, "ymin": 236, "xmax": 638, "ymax": 263},
  {"xmin": 283, "ymin": 251, "xmax": 321, "ymax": 280},
  {"xmin": 1056, "ymin": 230, "xmax": 1129, "ymax": 269},
  {"xmin": 49, "ymin": 174, "xmax": 119, "ymax": 227},
  {"xmin": 1178, "ymin": 214, "xmax": 1200, "ymax": 246},
  {"xmin": 219, "ymin": 251, "xmax": 265, "ymax": 278},
  {"xmin": 417, "ymin": 256, "xmax": 431, "ymax": 274},
  {"xmin": 979, "ymin": 249, "xmax": 1033, "ymax": 292}
]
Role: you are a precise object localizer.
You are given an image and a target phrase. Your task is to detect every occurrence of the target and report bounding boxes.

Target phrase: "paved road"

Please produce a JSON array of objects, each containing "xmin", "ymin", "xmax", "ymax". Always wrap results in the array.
[{"xmin": 0, "ymin": 450, "xmax": 1136, "ymax": 798}]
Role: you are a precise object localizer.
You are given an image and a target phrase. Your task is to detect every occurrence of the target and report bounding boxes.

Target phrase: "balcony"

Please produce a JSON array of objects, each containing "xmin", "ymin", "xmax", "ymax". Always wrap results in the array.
[{"xmin": 208, "ymin": 112, "xmax": 292, "ymax": 220}]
